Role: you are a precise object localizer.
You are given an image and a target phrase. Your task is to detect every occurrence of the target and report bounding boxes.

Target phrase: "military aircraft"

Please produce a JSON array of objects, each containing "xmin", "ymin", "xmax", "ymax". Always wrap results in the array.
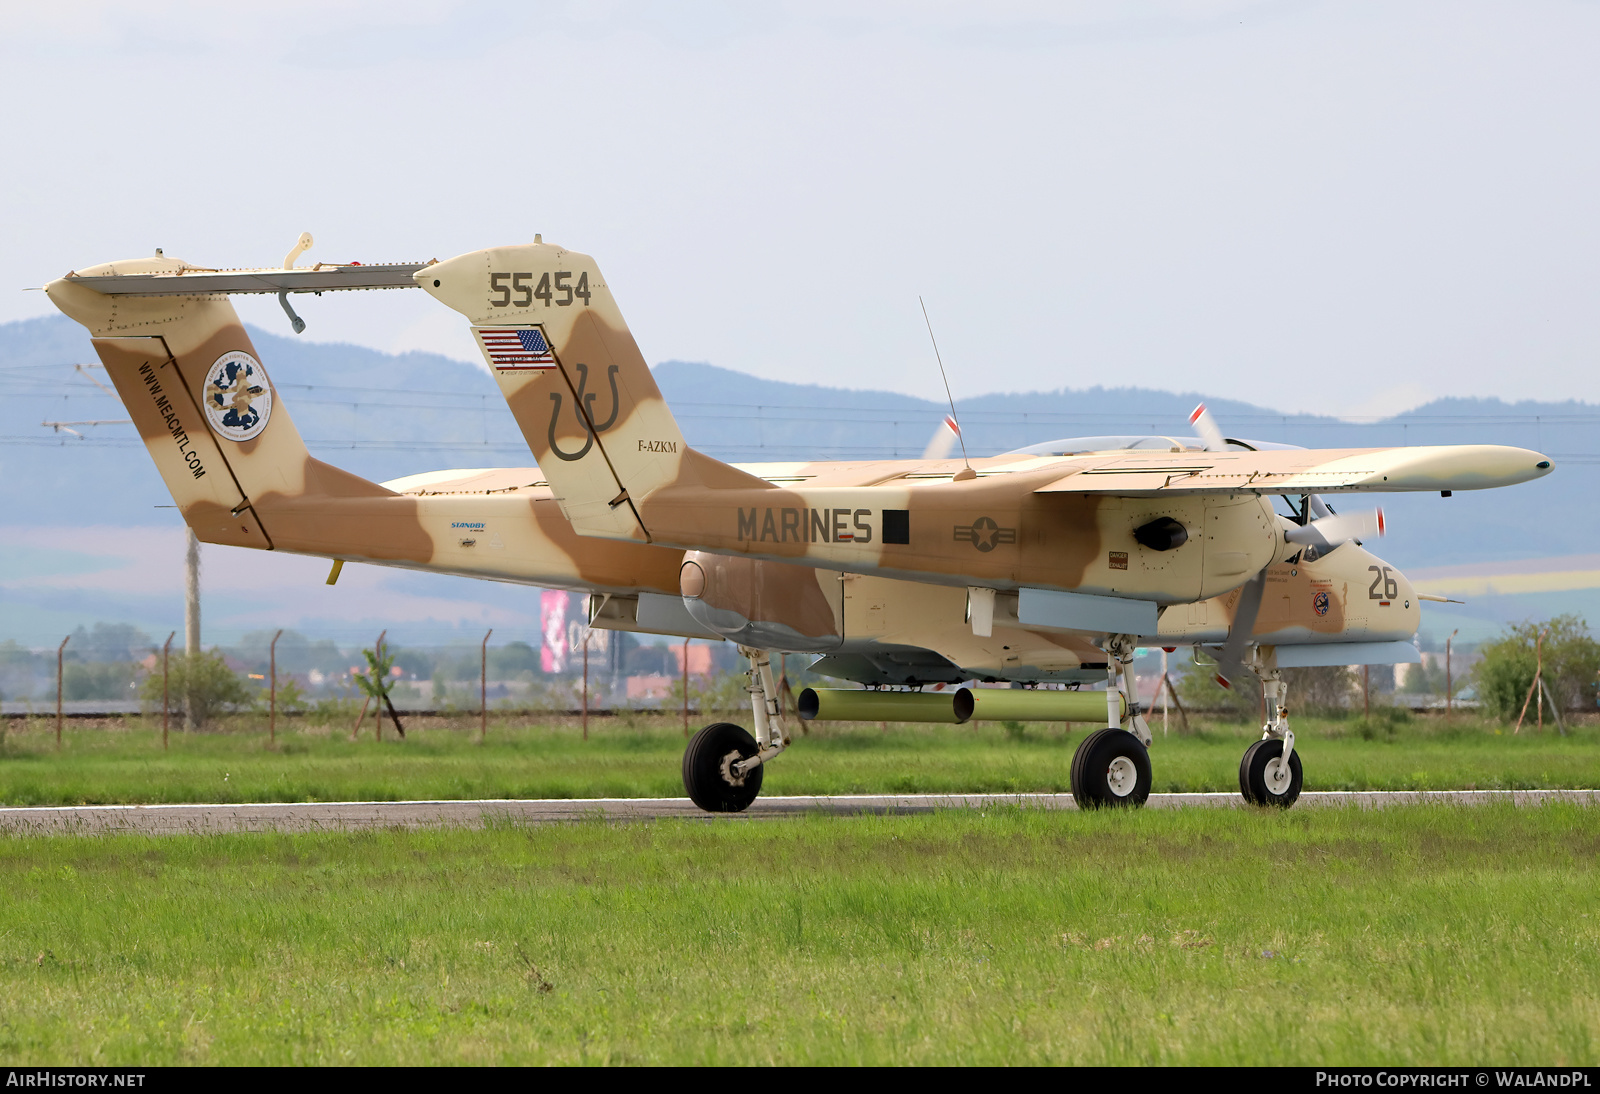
[{"xmin": 44, "ymin": 238, "xmax": 1553, "ymax": 814}]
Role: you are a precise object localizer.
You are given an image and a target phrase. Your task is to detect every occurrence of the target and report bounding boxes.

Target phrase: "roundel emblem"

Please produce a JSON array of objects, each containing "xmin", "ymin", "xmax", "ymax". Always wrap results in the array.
[
  {"xmin": 202, "ymin": 351, "xmax": 272, "ymax": 441},
  {"xmin": 1312, "ymin": 590, "xmax": 1331, "ymax": 616}
]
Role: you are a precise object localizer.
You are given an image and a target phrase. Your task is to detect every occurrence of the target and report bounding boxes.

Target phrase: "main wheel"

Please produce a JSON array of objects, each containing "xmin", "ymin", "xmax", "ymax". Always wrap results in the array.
[
  {"xmin": 682, "ymin": 722, "xmax": 764, "ymax": 813},
  {"xmin": 1069, "ymin": 728, "xmax": 1152, "ymax": 809},
  {"xmin": 1239, "ymin": 738, "xmax": 1303, "ymax": 808}
]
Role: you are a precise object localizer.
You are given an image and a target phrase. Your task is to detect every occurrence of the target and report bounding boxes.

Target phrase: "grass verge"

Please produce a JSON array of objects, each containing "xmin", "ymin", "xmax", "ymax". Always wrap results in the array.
[
  {"xmin": 3, "ymin": 804, "xmax": 1597, "ymax": 1064},
  {"xmin": 0, "ymin": 714, "xmax": 1595, "ymax": 806}
]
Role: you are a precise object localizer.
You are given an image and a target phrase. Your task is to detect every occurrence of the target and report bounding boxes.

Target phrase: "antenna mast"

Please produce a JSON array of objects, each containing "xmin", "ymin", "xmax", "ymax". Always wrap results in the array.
[{"xmin": 919, "ymin": 297, "xmax": 973, "ymax": 475}]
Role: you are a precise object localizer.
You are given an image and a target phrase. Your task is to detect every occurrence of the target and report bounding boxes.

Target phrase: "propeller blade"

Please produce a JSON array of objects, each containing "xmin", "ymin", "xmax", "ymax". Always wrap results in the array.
[
  {"xmin": 922, "ymin": 415, "xmax": 961, "ymax": 460},
  {"xmin": 1189, "ymin": 403, "xmax": 1226, "ymax": 451},
  {"xmin": 1213, "ymin": 569, "xmax": 1267, "ymax": 687},
  {"xmin": 1285, "ymin": 507, "xmax": 1385, "ymax": 549}
]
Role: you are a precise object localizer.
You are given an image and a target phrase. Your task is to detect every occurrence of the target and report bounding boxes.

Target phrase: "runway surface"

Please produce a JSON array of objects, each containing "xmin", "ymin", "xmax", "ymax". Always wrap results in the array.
[{"xmin": 0, "ymin": 789, "xmax": 1595, "ymax": 835}]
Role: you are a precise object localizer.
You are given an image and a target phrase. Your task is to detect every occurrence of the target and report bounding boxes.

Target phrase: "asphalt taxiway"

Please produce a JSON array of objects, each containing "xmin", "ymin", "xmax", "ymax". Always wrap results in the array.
[{"xmin": 0, "ymin": 789, "xmax": 1594, "ymax": 835}]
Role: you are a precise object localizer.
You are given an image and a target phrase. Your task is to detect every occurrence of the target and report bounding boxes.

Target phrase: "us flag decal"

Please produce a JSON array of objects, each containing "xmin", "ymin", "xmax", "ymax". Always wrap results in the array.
[{"xmin": 474, "ymin": 325, "xmax": 556, "ymax": 370}]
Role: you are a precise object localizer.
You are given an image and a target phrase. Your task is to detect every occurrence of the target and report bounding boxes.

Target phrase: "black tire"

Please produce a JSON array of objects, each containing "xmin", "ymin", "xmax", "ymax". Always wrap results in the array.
[
  {"xmin": 1069, "ymin": 728, "xmax": 1152, "ymax": 809},
  {"xmin": 1239, "ymin": 737, "xmax": 1303, "ymax": 808},
  {"xmin": 682, "ymin": 722, "xmax": 764, "ymax": 813}
]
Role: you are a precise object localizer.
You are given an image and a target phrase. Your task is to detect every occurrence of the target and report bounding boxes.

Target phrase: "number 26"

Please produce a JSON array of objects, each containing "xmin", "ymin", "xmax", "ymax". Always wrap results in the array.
[{"xmin": 1367, "ymin": 565, "xmax": 1398, "ymax": 600}]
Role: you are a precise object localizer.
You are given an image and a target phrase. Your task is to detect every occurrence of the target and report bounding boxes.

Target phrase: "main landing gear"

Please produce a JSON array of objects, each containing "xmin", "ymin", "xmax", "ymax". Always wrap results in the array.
[
  {"xmin": 1239, "ymin": 665, "xmax": 1303, "ymax": 808},
  {"xmin": 1069, "ymin": 636, "xmax": 1155, "ymax": 808},
  {"xmin": 682, "ymin": 646, "xmax": 790, "ymax": 813}
]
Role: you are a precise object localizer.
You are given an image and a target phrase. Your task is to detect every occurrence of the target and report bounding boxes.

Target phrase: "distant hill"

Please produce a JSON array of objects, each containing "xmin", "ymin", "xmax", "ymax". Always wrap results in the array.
[{"xmin": 2, "ymin": 313, "xmax": 1592, "ymax": 570}]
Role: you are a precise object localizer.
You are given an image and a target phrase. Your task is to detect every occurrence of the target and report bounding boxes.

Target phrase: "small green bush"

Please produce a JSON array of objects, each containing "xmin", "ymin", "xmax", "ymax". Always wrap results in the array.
[
  {"xmin": 137, "ymin": 651, "xmax": 255, "ymax": 729},
  {"xmin": 1474, "ymin": 615, "xmax": 1600, "ymax": 722},
  {"xmin": 1351, "ymin": 705, "xmax": 1412, "ymax": 740}
]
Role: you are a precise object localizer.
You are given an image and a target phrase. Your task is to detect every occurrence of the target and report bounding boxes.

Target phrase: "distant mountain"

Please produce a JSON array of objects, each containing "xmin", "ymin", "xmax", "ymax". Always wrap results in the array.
[{"xmin": 1, "ymin": 314, "xmax": 1591, "ymax": 570}]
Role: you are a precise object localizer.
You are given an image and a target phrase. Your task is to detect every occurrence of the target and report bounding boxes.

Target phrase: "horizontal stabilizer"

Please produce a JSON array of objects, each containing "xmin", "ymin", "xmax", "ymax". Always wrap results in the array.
[{"xmin": 63, "ymin": 263, "xmax": 429, "ymax": 296}]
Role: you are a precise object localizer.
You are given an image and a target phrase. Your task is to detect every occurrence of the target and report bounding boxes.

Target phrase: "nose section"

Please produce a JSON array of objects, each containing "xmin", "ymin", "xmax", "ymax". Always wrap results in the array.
[{"xmin": 1382, "ymin": 566, "xmax": 1422, "ymax": 640}]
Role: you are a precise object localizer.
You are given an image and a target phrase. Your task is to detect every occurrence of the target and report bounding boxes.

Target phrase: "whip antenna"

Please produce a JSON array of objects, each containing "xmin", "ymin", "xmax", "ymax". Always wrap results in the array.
[{"xmin": 919, "ymin": 296, "xmax": 972, "ymax": 473}]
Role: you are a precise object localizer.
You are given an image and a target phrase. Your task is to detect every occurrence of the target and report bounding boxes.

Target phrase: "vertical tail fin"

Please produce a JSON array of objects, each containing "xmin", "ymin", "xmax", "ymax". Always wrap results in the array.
[
  {"xmin": 47, "ymin": 259, "xmax": 393, "ymax": 550},
  {"xmin": 420, "ymin": 242, "xmax": 755, "ymax": 542}
]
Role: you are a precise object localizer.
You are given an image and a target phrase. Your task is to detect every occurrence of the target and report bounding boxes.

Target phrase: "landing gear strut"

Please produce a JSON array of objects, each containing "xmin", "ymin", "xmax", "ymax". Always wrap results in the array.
[
  {"xmin": 681, "ymin": 646, "xmax": 791, "ymax": 814},
  {"xmin": 1070, "ymin": 635, "xmax": 1154, "ymax": 808},
  {"xmin": 1239, "ymin": 659, "xmax": 1303, "ymax": 808}
]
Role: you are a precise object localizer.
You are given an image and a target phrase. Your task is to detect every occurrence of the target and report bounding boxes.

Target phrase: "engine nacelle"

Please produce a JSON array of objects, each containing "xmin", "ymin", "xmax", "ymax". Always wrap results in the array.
[{"xmin": 679, "ymin": 551, "xmax": 844, "ymax": 652}]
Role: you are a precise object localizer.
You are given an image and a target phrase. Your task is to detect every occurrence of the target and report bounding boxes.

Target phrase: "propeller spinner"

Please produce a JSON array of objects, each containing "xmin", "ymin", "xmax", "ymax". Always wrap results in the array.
[{"xmin": 1194, "ymin": 409, "xmax": 1386, "ymax": 688}]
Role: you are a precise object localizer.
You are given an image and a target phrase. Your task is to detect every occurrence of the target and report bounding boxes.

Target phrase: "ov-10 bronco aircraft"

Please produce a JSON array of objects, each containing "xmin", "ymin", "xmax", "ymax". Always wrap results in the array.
[{"xmin": 44, "ymin": 236, "xmax": 1552, "ymax": 813}]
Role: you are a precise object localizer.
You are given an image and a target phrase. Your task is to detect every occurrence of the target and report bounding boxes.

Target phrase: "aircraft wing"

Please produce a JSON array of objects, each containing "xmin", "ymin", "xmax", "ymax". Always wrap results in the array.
[{"xmin": 1033, "ymin": 444, "xmax": 1551, "ymax": 495}]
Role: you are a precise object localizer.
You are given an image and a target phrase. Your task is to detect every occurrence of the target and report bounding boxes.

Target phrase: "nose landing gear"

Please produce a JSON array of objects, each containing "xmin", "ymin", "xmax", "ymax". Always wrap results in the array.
[{"xmin": 1239, "ymin": 665, "xmax": 1303, "ymax": 808}]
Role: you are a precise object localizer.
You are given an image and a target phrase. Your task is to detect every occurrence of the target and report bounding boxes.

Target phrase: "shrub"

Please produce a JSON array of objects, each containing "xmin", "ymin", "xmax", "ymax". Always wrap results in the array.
[
  {"xmin": 138, "ymin": 650, "xmax": 255, "ymax": 729},
  {"xmin": 1285, "ymin": 665, "xmax": 1358, "ymax": 713},
  {"xmin": 272, "ymin": 678, "xmax": 307, "ymax": 714},
  {"xmin": 1474, "ymin": 615, "xmax": 1600, "ymax": 722},
  {"xmin": 62, "ymin": 661, "xmax": 143, "ymax": 701},
  {"xmin": 1177, "ymin": 658, "xmax": 1259, "ymax": 722},
  {"xmin": 1352, "ymin": 705, "xmax": 1412, "ymax": 740}
]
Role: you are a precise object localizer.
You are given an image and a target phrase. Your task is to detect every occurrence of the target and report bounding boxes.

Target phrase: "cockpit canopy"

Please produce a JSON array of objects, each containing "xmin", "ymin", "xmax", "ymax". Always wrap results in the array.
[{"xmin": 1006, "ymin": 435, "xmax": 1307, "ymax": 456}]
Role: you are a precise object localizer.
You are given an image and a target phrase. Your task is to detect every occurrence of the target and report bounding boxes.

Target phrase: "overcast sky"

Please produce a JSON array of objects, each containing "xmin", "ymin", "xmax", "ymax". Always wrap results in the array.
[{"xmin": 4, "ymin": 1, "xmax": 1598, "ymax": 418}]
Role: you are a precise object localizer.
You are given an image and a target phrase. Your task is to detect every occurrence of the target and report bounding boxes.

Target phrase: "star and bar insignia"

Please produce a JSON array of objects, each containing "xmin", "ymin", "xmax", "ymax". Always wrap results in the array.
[{"xmin": 954, "ymin": 516, "xmax": 1017, "ymax": 553}]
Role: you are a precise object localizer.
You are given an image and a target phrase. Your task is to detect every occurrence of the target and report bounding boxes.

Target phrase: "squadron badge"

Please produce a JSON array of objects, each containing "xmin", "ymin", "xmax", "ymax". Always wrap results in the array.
[
  {"xmin": 1313, "ymin": 590, "xmax": 1331, "ymax": 616},
  {"xmin": 202, "ymin": 351, "xmax": 273, "ymax": 441}
]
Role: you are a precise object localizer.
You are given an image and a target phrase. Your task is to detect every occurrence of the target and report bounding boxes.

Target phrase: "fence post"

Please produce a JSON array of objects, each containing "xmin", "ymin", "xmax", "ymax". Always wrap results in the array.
[
  {"xmin": 372, "ymin": 630, "xmax": 387, "ymax": 741},
  {"xmin": 481, "ymin": 628, "xmax": 493, "ymax": 743},
  {"xmin": 1161, "ymin": 648, "xmax": 1169, "ymax": 737},
  {"xmin": 162, "ymin": 632, "xmax": 174, "ymax": 751},
  {"xmin": 582, "ymin": 635, "xmax": 589, "ymax": 742},
  {"xmin": 1537, "ymin": 628, "xmax": 1545, "ymax": 731},
  {"xmin": 269, "ymin": 628, "xmax": 283, "ymax": 745},
  {"xmin": 56, "ymin": 635, "xmax": 68, "ymax": 749}
]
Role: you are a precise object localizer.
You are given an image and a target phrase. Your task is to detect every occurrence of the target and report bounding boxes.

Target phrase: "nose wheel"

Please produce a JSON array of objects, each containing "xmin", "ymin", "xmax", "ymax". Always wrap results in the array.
[{"xmin": 1239, "ymin": 737, "xmax": 1302, "ymax": 808}]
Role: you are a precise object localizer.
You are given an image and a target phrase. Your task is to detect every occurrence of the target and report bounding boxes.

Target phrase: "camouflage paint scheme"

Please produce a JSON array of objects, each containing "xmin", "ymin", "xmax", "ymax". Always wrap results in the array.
[
  {"xmin": 416, "ymin": 240, "xmax": 1551, "ymax": 671},
  {"xmin": 42, "ymin": 246, "xmax": 1551, "ymax": 685}
]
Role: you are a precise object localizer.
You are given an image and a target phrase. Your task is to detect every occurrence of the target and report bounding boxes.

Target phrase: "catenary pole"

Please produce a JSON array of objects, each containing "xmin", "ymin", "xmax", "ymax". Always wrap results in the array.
[
  {"xmin": 481, "ymin": 629, "xmax": 492, "ymax": 742},
  {"xmin": 1446, "ymin": 629, "xmax": 1458, "ymax": 716},
  {"xmin": 161, "ymin": 632, "xmax": 174, "ymax": 750}
]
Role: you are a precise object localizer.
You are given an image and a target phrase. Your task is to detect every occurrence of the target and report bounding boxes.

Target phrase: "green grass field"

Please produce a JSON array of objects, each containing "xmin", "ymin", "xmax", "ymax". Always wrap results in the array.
[
  {"xmin": 0, "ymin": 712, "xmax": 1595, "ymax": 806},
  {"xmin": 3, "ymin": 804, "xmax": 1597, "ymax": 1064}
]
